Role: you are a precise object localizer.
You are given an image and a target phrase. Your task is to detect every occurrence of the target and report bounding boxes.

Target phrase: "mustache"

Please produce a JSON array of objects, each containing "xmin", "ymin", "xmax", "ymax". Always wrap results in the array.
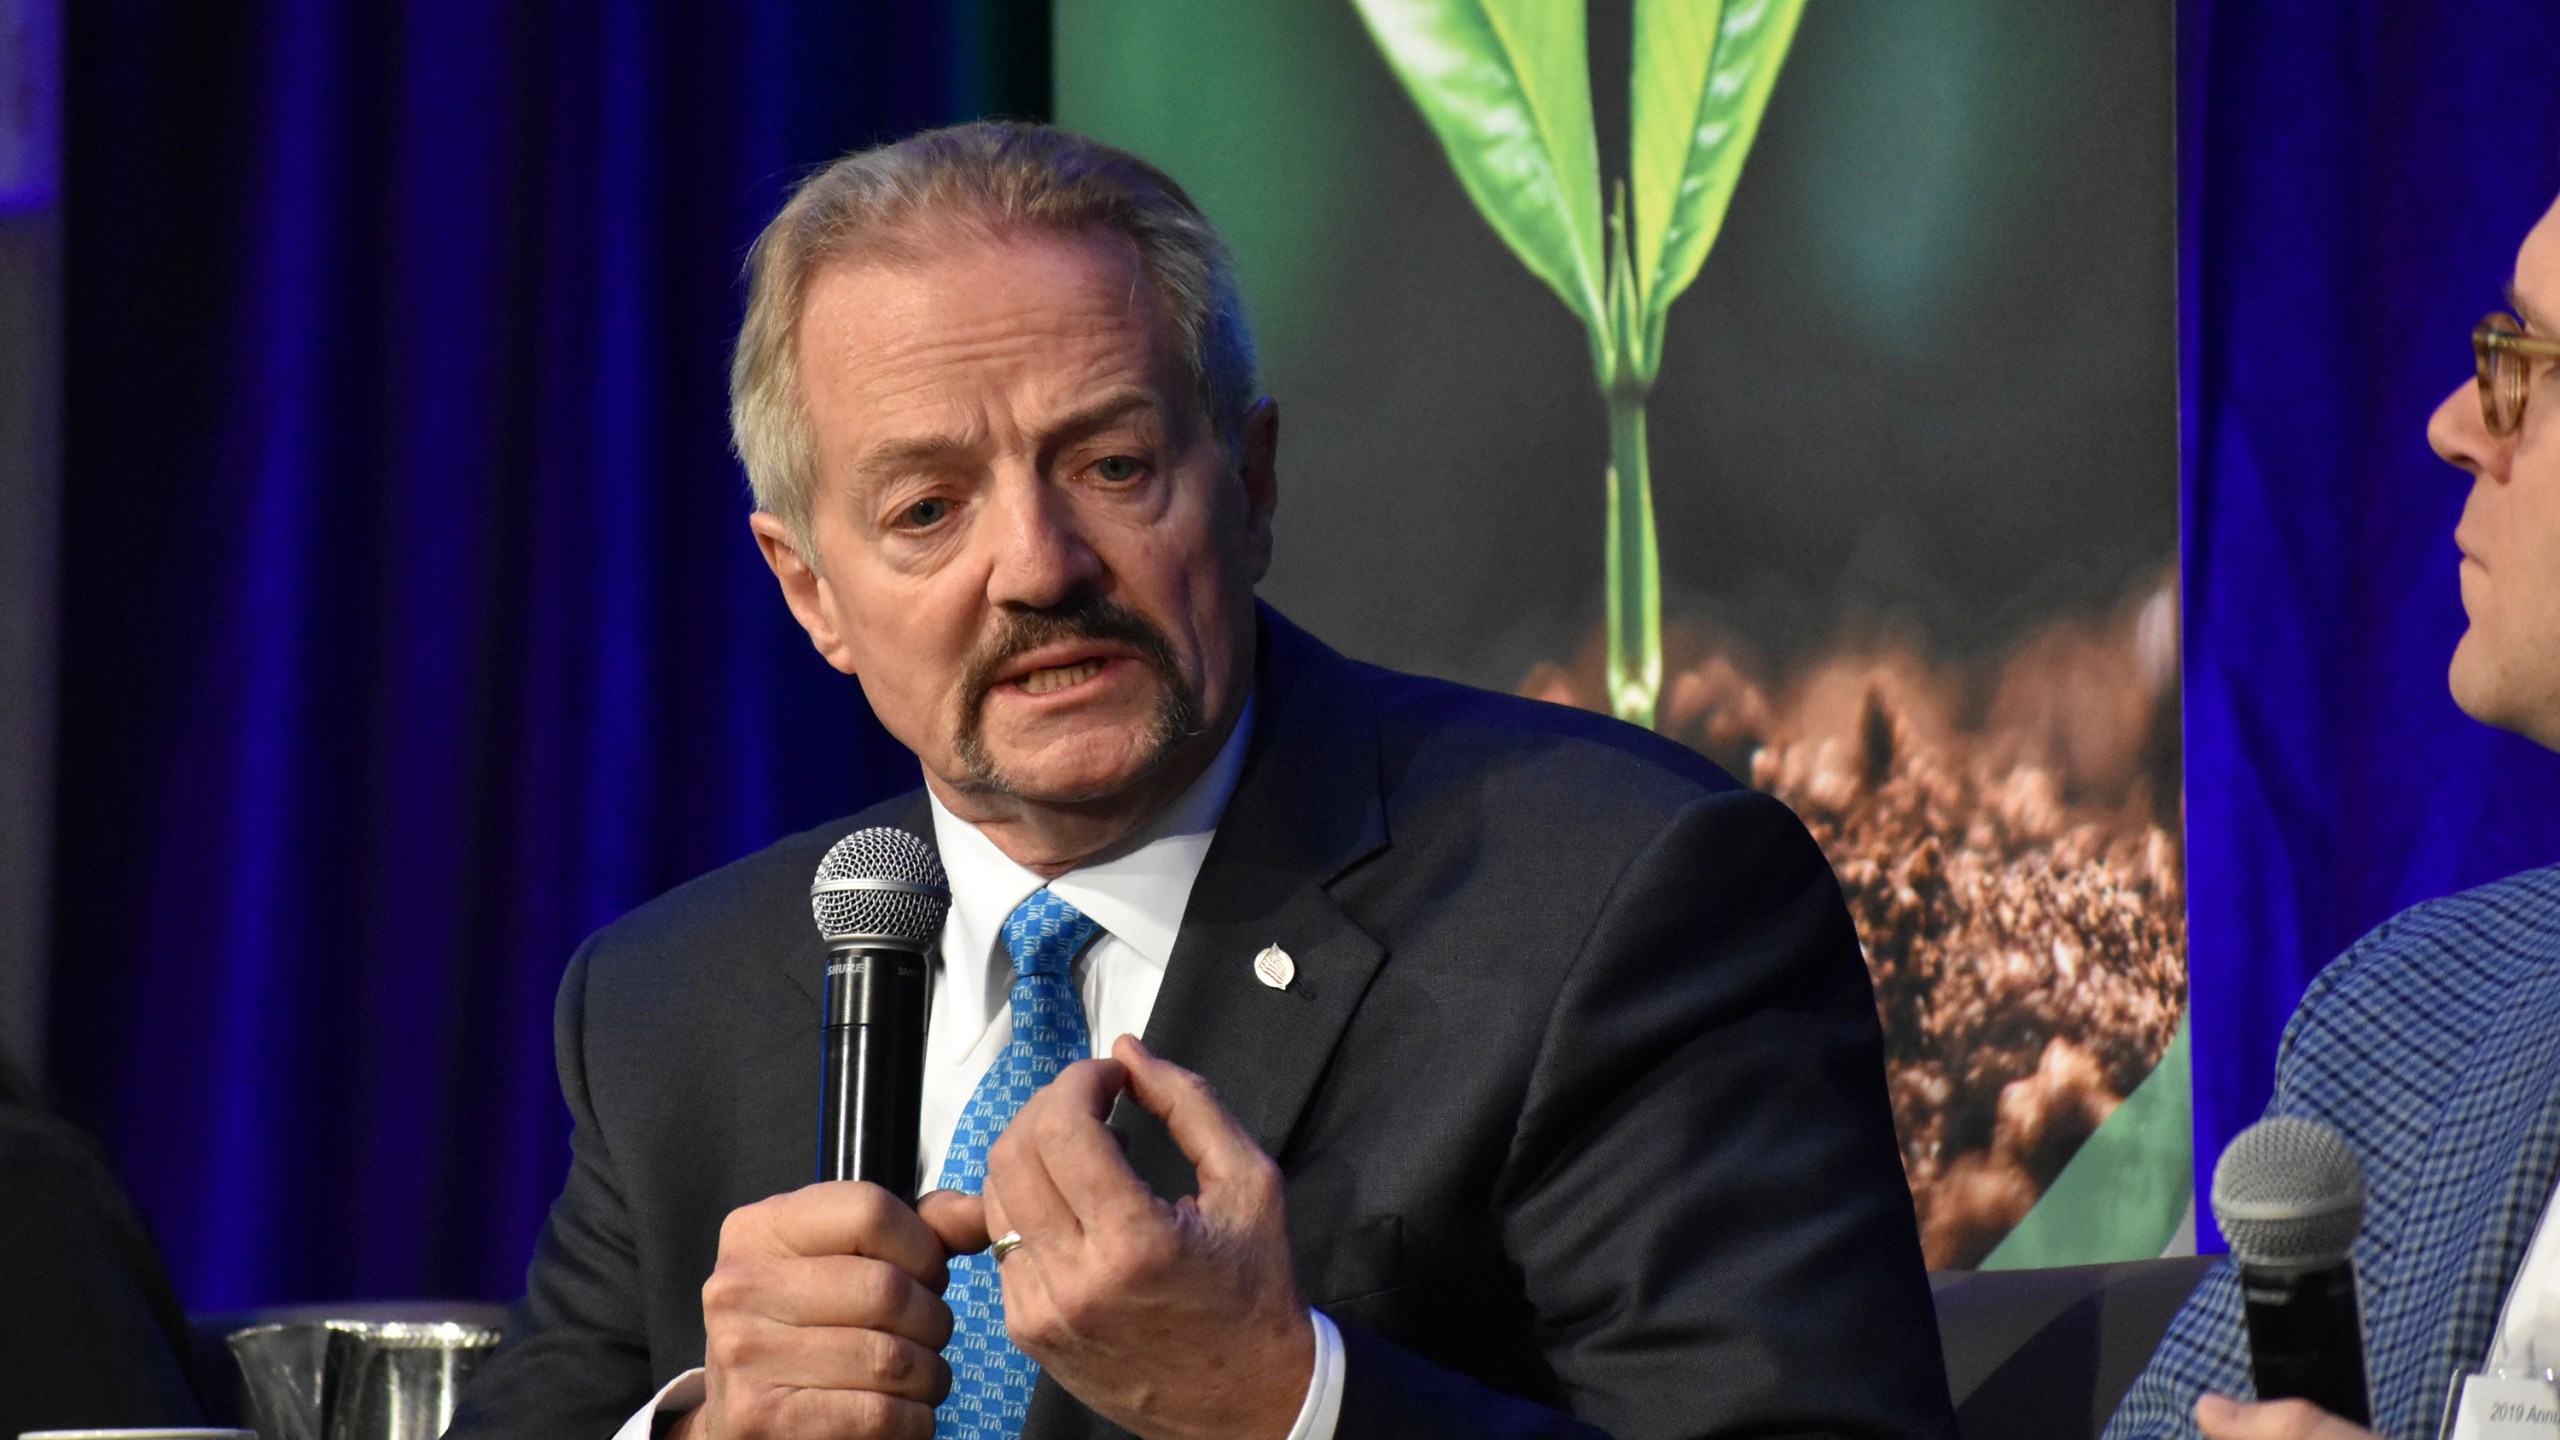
[
  {"xmin": 955, "ymin": 594, "xmax": 1185, "ymax": 713},
  {"xmin": 949, "ymin": 594, "xmax": 1202, "ymax": 797}
]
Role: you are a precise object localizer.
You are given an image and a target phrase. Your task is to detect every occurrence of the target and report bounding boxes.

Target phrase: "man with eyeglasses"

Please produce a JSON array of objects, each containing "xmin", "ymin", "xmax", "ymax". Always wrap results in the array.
[{"xmin": 2105, "ymin": 202, "xmax": 2560, "ymax": 1439}]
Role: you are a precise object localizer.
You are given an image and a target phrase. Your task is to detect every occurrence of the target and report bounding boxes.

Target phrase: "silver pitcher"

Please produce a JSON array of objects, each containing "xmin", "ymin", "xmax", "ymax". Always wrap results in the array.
[{"xmin": 225, "ymin": 1320, "xmax": 499, "ymax": 1440}]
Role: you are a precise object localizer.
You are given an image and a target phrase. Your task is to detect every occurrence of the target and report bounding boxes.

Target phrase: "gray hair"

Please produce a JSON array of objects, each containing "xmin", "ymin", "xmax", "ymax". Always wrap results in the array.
[{"xmin": 730, "ymin": 121, "xmax": 1260, "ymax": 559}]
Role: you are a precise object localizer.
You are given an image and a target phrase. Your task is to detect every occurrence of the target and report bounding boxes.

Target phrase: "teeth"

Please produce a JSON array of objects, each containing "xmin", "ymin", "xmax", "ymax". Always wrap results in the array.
[{"xmin": 1018, "ymin": 660, "xmax": 1104, "ymax": 695}]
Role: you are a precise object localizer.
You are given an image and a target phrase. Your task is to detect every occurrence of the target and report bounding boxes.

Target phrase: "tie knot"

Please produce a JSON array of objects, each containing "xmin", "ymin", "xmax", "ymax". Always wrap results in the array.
[{"xmin": 1002, "ymin": 888, "xmax": 1100, "ymax": 979}]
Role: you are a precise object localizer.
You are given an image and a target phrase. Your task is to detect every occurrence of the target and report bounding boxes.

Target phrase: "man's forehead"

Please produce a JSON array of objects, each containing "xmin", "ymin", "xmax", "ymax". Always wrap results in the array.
[
  {"xmin": 2512, "ymin": 195, "xmax": 2560, "ymax": 325},
  {"xmin": 793, "ymin": 244, "xmax": 1199, "ymax": 479},
  {"xmin": 808, "ymin": 226, "xmax": 1158, "ymax": 337},
  {"xmin": 805, "ymin": 241, "xmax": 1174, "ymax": 386}
]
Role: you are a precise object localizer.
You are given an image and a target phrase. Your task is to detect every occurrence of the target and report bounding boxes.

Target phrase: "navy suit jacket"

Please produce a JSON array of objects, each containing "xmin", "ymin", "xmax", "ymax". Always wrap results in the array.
[
  {"xmin": 450, "ymin": 607, "xmax": 1956, "ymax": 1440},
  {"xmin": 2109, "ymin": 864, "xmax": 2560, "ymax": 1439}
]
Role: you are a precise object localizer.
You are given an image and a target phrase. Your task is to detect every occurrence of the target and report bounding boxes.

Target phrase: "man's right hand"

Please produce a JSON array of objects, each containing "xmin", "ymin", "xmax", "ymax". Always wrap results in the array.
[
  {"xmin": 2195, "ymin": 1394, "xmax": 2380, "ymax": 1440},
  {"xmin": 668, "ymin": 1182, "xmax": 968, "ymax": 1440}
]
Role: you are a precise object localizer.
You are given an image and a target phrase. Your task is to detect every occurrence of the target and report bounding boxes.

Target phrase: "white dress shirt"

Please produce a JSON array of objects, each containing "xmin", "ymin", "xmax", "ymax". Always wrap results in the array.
[
  {"xmin": 2490, "ymin": 1173, "xmax": 2560, "ymax": 1377},
  {"xmin": 612, "ymin": 695, "xmax": 1344, "ymax": 1439}
]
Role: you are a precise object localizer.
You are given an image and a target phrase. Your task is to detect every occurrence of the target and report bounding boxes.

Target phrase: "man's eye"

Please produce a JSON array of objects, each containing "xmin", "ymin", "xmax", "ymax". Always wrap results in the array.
[
  {"xmin": 1092, "ymin": 455, "xmax": 1145, "ymax": 483},
  {"xmin": 899, "ymin": 497, "xmax": 950, "ymax": 528}
]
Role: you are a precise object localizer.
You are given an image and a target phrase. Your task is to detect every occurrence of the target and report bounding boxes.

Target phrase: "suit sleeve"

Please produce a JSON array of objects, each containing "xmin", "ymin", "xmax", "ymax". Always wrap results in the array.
[
  {"xmin": 447, "ymin": 935, "xmax": 663, "ymax": 1439},
  {"xmin": 1338, "ymin": 787, "xmax": 1957, "ymax": 1440}
]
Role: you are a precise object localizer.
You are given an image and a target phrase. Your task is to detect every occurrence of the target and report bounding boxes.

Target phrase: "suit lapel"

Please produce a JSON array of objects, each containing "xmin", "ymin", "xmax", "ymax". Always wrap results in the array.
[
  {"xmin": 1117, "ymin": 607, "xmax": 1389, "ymax": 1192},
  {"xmin": 1022, "ymin": 610, "xmax": 1391, "ymax": 1440},
  {"xmin": 1123, "ymin": 847, "xmax": 1387, "ymax": 1187}
]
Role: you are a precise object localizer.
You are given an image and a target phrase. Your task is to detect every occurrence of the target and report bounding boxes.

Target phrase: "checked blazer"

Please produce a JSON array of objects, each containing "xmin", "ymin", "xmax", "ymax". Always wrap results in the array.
[
  {"xmin": 450, "ymin": 606, "xmax": 1957, "ymax": 1440},
  {"xmin": 2109, "ymin": 864, "xmax": 2560, "ymax": 1440}
]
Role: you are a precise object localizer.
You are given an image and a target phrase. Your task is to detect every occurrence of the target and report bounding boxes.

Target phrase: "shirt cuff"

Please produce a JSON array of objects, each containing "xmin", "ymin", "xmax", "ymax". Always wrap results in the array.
[
  {"xmin": 1285, "ymin": 1310, "xmax": 1347, "ymax": 1440},
  {"xmin": 609, "ymin": 1367, "xmax": 705, "ymax": 1440}
]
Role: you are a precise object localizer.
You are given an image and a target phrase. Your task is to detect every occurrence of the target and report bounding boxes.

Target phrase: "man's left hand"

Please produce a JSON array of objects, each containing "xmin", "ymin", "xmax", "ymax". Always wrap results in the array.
[
  {"xmin": 925, "ymin": 1034, "xmax": 1315, "ymax": 1440},
  {"xmin": 2196, "ymin": 1394, "xmax": 2381, "ymax": 1439}
]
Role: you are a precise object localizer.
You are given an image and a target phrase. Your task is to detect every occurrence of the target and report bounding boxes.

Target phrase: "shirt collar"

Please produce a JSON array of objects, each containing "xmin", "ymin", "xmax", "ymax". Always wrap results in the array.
[{"xmin": 929, "ymin": 693, "xmax": 1257, "ymax": 988}]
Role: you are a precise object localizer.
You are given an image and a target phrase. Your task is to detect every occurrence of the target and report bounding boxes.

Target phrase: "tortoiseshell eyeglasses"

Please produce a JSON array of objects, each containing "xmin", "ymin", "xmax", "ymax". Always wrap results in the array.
[{"xmin": 2473, "ymin": 311, "xmax": 2560, "ymax": 437}]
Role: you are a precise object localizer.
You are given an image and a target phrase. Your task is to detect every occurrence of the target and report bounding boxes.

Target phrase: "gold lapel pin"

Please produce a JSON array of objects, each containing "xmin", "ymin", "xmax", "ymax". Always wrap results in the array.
[{"xmin": 1252, "ymin": 943, "xmax": 1296, "ymax": 991}]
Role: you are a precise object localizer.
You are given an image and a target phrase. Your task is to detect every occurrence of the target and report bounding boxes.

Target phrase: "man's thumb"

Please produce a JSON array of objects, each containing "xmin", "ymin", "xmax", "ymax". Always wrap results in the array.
[{"xmin": 918, "ymin": 1188, "xmax": 990, "ymax": 1260}]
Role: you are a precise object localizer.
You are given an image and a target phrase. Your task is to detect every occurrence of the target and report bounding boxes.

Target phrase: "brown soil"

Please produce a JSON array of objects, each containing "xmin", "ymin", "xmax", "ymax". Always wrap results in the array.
[{"xmin": 1519, "ymin": 570, "xmax": 2187, "ymax": 1267}]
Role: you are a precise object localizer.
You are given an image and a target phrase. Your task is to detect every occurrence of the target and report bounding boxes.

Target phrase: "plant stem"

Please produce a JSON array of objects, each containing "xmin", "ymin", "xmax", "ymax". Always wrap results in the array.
[{"xmin": 1604, "ymin": 386, "xmax": 1661, "ymax": 728}]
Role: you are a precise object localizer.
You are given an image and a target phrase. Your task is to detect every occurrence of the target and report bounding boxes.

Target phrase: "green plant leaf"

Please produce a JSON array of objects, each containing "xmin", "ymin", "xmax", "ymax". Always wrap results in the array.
[
  {"xmin": 1628, "ymin": 0, "xmax": 1805, "ymax": 380},
  {"xmin": 1353, "ymin": 0, "xmax": 1610, "ymax": 376}
]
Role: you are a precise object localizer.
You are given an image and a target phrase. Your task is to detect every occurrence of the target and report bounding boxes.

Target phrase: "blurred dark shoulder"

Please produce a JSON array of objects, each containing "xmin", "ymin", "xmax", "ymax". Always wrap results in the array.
[{"xmin": 0, "ymin": 1045, "xmax": 208, "ymax": 1432}]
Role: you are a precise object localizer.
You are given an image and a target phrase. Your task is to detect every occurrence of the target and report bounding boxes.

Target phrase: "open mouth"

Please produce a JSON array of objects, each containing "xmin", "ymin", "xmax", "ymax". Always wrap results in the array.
[
  {"xmin": 1014, "ymin": 658, "xmax": 1108, "ymax": 695},
  {"xmin": 950, "ymin": 598, "xmax": 1205, "ymax": 793}
]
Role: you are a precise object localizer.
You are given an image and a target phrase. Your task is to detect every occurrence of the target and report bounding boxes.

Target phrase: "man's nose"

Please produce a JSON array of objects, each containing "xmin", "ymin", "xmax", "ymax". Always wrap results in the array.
[
  {"xmin": 984, "ymin": 476, "xmax": 1104, "ymax": 609},
  {"xmin": 2428, "ymin": 377, "xmax": 2503, "ymax": 483}
]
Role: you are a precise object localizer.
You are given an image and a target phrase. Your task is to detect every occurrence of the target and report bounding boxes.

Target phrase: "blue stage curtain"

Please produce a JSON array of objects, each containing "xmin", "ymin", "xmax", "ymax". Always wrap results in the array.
[
  {"xmin": 2183, "ymin": 1, "xmax": 2560, "ymax": 1248},
  {"xmin": 51, "ymin": 0, "xmax": 1045, "ymax": 1307}
]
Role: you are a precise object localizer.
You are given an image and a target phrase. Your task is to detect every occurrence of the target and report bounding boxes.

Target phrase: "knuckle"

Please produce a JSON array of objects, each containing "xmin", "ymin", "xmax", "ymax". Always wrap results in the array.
[
  {"xmin": 719, "ymin": 1391, "xmax": 770, "ymax": 1433},
  {"xmin": 716, "ymin": 1201, "xmax": 765, "ymax": 1253},
  {"xmin": 700, "ymin": 1262, "xmax": 753, "ymax": 1317},
  {"xmin": 1085, "ymin": 1239, "xmax": 1132, "ymax": 1289},
  {"xmin": 1118, "ymin": 1226, "xmax": 1180, "ymax": 1280},
  {"xmin": 847, "ymin": 1257, "xmax": 906, "ymax": 1318},
  {"xmin": 840, "ymin": 1387, "xmax": 911, "ymax": 1436},
  {"xmin": 843, "ymin": 1180, "xmax": 894, "ymax": 1229},
  {"xmin": 988, "ymin": 1128, "xmax": 1028, "ymax": 1172},
  {"xmin": 703, "ymin": 1319, "xmax": 758, "ymax": 1372},
  {"xmin": 881, "ymin": 1339, "xmax": 918, "ymax": 1389},
  {"xmin": 1044, "ymin": 1277, "xmax": 1108, "ymax": 1334},
  {"xmin": 836, "ymin": 1388, "xmax": 885, "ymax": 1430},
  {"xmin": 865, "ymin": 1331, "xmax": 921, "ymax": 1391},
  {"xmin": 1006, "ymin": 1305, "xmax": 1061, "ymax": 1351}
]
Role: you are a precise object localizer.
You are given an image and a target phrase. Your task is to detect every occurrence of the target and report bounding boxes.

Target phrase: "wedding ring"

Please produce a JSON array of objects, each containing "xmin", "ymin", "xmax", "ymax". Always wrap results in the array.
[{"xmin": 990, "ymin": 1229, "xmax": 1025, "ymax": 1262}]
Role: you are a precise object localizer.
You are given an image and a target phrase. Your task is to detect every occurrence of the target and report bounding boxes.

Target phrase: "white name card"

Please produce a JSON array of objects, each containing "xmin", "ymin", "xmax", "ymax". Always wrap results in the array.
[{"xmin": 2450, "ymin": 1374, "xmax": 2560, "ymax": 1440}]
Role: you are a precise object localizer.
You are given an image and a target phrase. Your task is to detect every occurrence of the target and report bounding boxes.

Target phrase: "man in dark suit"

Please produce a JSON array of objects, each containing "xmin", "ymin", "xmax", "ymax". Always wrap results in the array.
[{"xmin": 449, "ymin": 121, "xmax": 1952, "ymax": 1440}]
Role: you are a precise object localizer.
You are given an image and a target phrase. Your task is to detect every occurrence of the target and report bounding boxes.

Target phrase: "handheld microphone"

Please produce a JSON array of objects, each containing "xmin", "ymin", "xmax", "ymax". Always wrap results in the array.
[
  {"xmin": 809, "ymin": 827, "xmax": 950, "ymax": 1201},
  {"xmin": 2210, "ymin": 1115, "xmax": 2371, "ymax": 1425}
]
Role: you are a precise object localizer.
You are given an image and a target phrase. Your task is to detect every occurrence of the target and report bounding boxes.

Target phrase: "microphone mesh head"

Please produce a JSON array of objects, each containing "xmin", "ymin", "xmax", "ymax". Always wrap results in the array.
[
  {"xmin": 810, "ymin": 827, "xmax": 950, "ymax": 946},
  {"xmin": 2210, "ymin": 1115, "xmax": 2367, "ymax": 1269}
]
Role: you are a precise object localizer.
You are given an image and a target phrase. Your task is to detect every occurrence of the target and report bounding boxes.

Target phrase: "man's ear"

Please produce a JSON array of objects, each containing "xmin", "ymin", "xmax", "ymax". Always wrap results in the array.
[
  {"xmin": 1236, "ymin": 397, "xmax": 1280, "ymax": 584},
  {"xmin": 748, "ymin": 512, "xmax": 860, "ymax": 675}
]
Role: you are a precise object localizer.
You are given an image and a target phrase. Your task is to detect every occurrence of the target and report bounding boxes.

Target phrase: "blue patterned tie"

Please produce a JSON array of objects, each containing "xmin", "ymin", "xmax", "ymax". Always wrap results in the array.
[{"xmin": 935, "ymin": 888, "xmax": 1099, "ymax": 1439}]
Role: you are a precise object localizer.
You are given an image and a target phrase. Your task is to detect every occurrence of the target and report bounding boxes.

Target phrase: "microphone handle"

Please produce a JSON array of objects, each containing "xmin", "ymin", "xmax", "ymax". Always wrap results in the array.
[
  {"xmin": 2238, "ymin": 1259, "xmax": 2370, "ymax": 1425},
  {"xmin": 819, "ymin": 941, "xmax": 929, "ymax": 1201}
]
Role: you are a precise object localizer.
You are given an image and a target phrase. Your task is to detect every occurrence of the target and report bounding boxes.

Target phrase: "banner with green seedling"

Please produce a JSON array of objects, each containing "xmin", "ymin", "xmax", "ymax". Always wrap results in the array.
[
  {"xmin": 1058, "ymin": 0, "xmax": 2189, "ymax": 1272},
  {"xmin": 1352, "ymin": 0, "xmax": 1805, "ymax": 728}
]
